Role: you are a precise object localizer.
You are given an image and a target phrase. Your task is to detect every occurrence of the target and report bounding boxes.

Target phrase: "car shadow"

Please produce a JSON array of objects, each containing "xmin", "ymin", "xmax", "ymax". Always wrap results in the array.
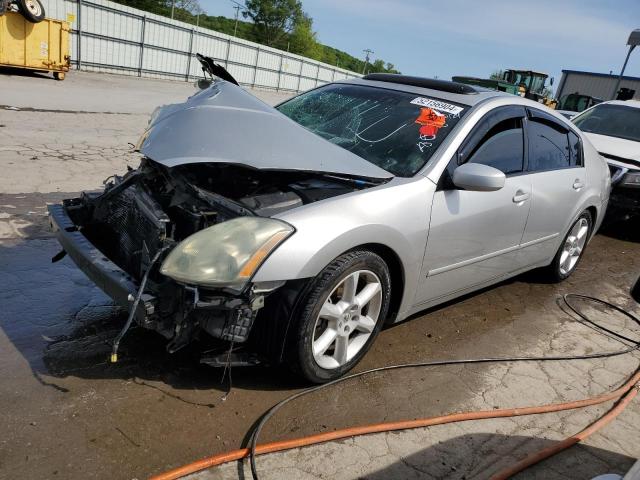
[
  {"xmin": 598, "ymin": 215, "xmax": 640, "ymax": 243},
  {"xmin": 0, "ymin": 234, "xmax": 307, "ymax": 397},
  {"xmin": 361, "ymin": 432, "xmax": 634, "ymax": 479}
]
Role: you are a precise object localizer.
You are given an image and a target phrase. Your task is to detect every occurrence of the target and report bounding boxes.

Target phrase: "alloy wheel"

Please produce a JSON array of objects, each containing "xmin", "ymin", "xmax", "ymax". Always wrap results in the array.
[
  {"xmin": 311, "ymin": 270, "xmax": 382, "ymax": 369},
  {"xmin": 559, "ymin": 217, "xmax": 589, "ymax": 275}
]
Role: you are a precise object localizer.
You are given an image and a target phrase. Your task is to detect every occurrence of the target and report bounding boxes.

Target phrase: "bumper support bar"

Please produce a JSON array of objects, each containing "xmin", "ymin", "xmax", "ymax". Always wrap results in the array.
[{"xmin": 48, "ymin": 204, "xmax": 155, "ymax": 324}]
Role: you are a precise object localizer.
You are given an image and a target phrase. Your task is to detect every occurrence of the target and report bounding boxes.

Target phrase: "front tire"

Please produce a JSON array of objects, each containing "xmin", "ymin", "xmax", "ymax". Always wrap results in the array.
[
  {"xmin": 547, "ymin": 210, "xmax": 592, "ymax": 282},
  {"xmin": 288, "ymin": 250, "xmax": 391, "ymax": 383},
  {"xmin": 17, "ymin": 0, "xmax": 45, "ymax": 22}
]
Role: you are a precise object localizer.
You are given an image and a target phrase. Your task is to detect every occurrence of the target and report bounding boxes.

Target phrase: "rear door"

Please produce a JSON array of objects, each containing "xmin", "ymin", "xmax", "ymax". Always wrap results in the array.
[
  {"xmin": 415, "ymin": 106, "xmax": 532, "ymax": 305},
  {"xmin": 519, "ymin": 108, "xmax": 586, "ymax": 266}
]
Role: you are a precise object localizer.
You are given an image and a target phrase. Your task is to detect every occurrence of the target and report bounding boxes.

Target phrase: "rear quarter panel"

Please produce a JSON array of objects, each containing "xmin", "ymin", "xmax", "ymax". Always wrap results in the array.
[{"xmin": 582, "ymin": 133, "xmax": 611, "ymax": 234}]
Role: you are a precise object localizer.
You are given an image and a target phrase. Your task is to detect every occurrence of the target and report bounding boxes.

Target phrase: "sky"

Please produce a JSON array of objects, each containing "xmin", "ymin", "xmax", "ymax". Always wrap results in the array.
[{"xmin": 200, "ymin": 0, "xmax": 640, "ymax": 92}]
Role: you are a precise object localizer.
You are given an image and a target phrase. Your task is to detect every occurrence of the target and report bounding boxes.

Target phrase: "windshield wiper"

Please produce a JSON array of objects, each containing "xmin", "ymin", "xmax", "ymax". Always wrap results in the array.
[{"xmin": 319, "ymin": 173, "xmax": 388, "ymax": 187}]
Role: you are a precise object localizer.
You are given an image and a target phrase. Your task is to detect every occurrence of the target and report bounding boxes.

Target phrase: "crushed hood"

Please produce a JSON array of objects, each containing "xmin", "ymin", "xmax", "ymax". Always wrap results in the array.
[
  {"xmin": 584, "ymin": 132, "xmax": 640, "ymax": 168},
  {"xmin": 137, "ymin": 81, "xmax": 392, "ymax": 179}
]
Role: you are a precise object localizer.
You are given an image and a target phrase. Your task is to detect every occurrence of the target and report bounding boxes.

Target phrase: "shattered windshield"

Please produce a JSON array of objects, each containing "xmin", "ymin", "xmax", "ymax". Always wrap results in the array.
[{"xmin": 276, "ymin": 84, "xmax": 468, "ymax": 176}]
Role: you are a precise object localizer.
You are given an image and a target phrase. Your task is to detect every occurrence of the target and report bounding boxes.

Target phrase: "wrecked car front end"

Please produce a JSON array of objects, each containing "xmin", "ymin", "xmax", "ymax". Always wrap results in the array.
[
  {"xmin": 49, "ymin": 157, "xmax": 382, "ymax": 359},
  {"xmin": 49, "ymin": 160, "xmax": 286, "ymax": 351},
  {"xmin": 48, "ymin": 79, "xmax": 390, "ymax": 363}
]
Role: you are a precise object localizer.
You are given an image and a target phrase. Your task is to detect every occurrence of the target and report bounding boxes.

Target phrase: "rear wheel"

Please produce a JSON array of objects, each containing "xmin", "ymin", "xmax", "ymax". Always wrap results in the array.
[
  {"xmin": 17, "ymin": 0, "xmax": 45, "ymax": 22},
  {"xmin": 288, "ymin": 250, "xmax": 391, "ymax": 383},
  {"xmin": 547, "ymin": 211, "xmax": 592, "ymax": 282}
]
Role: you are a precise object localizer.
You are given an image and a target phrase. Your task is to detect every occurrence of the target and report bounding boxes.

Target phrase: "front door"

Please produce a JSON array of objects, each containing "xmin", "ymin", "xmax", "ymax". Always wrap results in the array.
[{"xmin": 415, "ymin": 107, "xmax": 531, "ymax": 305}]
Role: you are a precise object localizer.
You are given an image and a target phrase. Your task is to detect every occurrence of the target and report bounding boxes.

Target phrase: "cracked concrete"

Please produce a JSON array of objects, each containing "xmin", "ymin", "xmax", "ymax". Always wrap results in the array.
[{"xmin": 1, "ymin": 69, "xmax": 639, "ymax": 480}]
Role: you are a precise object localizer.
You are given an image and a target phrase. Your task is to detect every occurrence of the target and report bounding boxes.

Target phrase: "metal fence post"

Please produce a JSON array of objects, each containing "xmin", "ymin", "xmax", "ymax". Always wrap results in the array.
[
  {"xmin": 225, "ymin": 37, "xmax": 231, "ymax": 68},
  {"xmin": 138, "ymin": 15, "xmax": 146, "ymax": 77},
  {"xmin": 276, "ymin": 54, "xmax": 283, "ymax": 91},
  {"xmin": 296, "ymin": 61, "xmax": 303, "ymax": 92},
  {"xmin": 252, "ymin": 47, "xmax": 259, "ymax": 87},
  {"xmin": 77, "ymin": 0, "xmax": 82, "ymax": 70},
  {"xmin": 185, "ymin": 28, "xmax": 194, "ymax": 81}
]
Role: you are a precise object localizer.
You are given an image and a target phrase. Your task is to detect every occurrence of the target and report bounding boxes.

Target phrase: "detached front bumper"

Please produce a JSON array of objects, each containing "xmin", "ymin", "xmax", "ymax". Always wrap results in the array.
[{"xmin": 48, "ymin": 204, "xmax": 155, "ymax": 324}]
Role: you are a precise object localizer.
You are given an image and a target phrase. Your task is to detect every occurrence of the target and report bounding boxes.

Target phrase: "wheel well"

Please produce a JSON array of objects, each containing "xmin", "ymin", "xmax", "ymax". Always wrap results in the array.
[
  {"xmin": 586, "ymin": 206, "xmax": 598, "ymax": 234},
  {"xmin": 357, "ymin": 243, "xmax": 405, "ymax": 323}
]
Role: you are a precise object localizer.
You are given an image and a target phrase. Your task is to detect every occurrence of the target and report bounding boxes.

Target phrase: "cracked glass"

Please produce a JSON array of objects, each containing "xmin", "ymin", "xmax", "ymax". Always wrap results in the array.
[{"xmin": 277, "ymin": 84, "xmax": 468, "ymax": 177}]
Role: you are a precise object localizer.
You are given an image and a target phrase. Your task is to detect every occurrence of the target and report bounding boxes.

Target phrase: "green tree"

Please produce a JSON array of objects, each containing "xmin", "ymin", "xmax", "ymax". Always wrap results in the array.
[
  {"xmin": 288, "ymin": 14, "xmax": 321, "ymax": 58},
  {"xmin": 242, "ymin": 0, "xmax": 303, "ymax": 47},
  {"xmin": 489, "ymin": 70, "xmax": 504, "ymax": 80},
  {"xmin": 367, "ymin": 59, "xmax": 385, "ymax": 74}
]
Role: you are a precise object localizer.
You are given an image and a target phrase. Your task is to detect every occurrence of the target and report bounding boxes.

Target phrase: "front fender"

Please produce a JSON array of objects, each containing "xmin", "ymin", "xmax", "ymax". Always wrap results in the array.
[{"xmin": 252, "ymin": 176, "xmax": 435, "ymax": 318}]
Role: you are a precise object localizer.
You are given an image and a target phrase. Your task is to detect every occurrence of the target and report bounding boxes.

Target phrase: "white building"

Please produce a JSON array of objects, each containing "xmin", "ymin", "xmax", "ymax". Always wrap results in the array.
[{"xmin": 555, "ymin": 69, "xmax": 640, "ymax": 101}]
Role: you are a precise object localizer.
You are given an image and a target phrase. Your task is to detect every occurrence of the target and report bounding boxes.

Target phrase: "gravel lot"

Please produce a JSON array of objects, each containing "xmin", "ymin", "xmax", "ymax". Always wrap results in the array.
[{"xmin": 1, "ymin": 69, "xmax": 639, "ymax": 480}]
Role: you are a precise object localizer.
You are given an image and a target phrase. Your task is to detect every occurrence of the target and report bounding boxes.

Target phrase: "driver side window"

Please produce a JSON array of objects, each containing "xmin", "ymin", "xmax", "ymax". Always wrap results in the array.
[
  {"xmin": 439, "ymin": 115, "xmax": 524, "ymax": 189},
  {"xmin": 467, "ymin": 118, "xmax": 524, "ymax": 175}
]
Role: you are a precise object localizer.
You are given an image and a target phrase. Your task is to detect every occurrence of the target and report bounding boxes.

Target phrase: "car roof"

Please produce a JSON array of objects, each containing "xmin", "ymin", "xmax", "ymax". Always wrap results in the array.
[{"xmin": 335, "ymin": 75, "xmax": 508, "ymax": 108}]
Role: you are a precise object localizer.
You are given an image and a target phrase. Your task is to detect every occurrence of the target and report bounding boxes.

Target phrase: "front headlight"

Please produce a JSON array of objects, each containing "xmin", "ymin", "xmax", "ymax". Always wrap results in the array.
[
  {"xmin": 160, "ymin": 217, "xmax": 294, "ymax": 288},
  {"xmin": 621, "ymin": 171, "xmax": 640, "ymax": 188}
]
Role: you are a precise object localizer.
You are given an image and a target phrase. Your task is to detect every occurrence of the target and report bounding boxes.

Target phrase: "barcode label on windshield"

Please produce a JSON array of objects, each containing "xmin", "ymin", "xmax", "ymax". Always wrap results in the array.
[{"xmin": 410, "ymin": 97, "xmax": 464, "ymax": 116}]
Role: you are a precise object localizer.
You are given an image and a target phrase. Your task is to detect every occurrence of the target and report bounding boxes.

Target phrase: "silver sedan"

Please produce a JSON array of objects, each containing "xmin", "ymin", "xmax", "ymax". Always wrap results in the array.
[{"xmin": 49, "ymin": 71, "xmax": 611, "ymax": 383}]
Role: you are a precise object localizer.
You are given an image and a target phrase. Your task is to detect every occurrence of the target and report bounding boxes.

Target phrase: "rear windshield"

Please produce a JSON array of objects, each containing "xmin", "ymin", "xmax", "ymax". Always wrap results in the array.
[
  {"xmin": 572, "ymin": 103, "xmax": 640, "ymax": 142},
  {"xmin": 276, "ymin": 84, "xmax": 469, "ymax": 177}
]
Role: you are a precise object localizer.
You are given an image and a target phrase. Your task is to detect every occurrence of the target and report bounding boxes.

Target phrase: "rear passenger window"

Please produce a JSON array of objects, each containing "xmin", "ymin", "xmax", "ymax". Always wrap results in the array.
[
  {"xmin": 467, "ymin": 118, "xmax": 524, "ymax": 175},
  {"xmin": 528, "ymin": 120, "xmax": 572, "ymax": 171}
]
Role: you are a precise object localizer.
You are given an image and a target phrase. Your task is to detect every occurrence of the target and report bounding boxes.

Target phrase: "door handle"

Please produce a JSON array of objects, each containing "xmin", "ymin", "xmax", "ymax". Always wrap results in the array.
[
  {"xmin": 573, "ymin": 179, "xmax": 584, "ymax": 190},
  {"xmin": 512, "ymin": 190, "xmax": 530, "ymax": 203}
]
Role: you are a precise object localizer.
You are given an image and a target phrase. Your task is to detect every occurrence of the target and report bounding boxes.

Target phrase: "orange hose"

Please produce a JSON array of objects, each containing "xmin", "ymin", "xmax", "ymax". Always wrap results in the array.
[
  {"xmin": 150, "ymin": 369, "xmax": 640, "ymax": 480},
  {"xmin": 490, "ymin": 385, "xmax": 639, "ymax": 480}
]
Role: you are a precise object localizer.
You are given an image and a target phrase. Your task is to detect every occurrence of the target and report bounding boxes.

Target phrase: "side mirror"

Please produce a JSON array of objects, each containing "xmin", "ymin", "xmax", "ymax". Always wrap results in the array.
[
  {"xmin": 453, "ymin": 163, "xmax": 506, "ymax": 192},
  {"xmin": 550, "ymin": 77, "xmax": 555, "ymax": 86},
  {"xmin": 195, "ymin": 78, "xmax": 212, "ymax": 90}
]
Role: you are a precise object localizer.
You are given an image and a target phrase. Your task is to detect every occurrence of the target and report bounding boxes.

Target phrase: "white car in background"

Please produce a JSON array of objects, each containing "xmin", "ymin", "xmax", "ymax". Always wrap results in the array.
[{"xmin": 572, "ymin": 100, "xmax": 640, "ymax": 220}]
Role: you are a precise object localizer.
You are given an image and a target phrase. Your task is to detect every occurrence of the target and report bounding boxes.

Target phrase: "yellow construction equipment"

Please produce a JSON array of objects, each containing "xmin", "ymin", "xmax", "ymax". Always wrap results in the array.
[{"xmin": 0, "ymin": 11, "xmax": 70, "ymax": 80}]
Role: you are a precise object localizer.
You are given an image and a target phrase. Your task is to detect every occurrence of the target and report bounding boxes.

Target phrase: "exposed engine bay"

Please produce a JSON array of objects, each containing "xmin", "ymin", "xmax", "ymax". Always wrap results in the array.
[{"xmin": 60, "ymin": 158, "xmax": 379, "ymax": 356}]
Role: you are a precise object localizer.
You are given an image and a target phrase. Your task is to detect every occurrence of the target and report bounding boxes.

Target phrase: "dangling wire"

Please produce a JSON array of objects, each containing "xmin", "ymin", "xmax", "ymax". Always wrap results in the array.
[{"xmin": 110, "ymin": 247, "xmax": 167, "ymax": 363}]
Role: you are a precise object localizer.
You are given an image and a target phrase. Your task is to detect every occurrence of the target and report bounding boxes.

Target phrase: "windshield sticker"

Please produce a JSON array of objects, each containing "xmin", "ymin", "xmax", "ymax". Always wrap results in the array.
[
  {"xmin": 415, "ymin": 107, "xmax": 446, "ymax": 138},
  {"xmin": 410, "ymin": 97, "xmax": 464, "ymax": 116},
  {"xmin": 415, "ymin": 107, "xmax": 447, "ymax": 152}
]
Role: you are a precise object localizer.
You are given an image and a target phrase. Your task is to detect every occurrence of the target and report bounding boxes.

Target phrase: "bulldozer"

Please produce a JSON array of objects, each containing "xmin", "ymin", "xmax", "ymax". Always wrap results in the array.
[{"xmin": 453, "ymin": 69, "xmax": 557, "ymax": 109}]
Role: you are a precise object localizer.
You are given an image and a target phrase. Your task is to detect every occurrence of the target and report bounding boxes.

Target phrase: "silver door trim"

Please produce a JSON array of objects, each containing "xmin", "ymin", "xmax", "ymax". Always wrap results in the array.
[
  {"xmin": 519, "ymin": 232, "xmax": 559, "ymax": 248},
  {"xmin": 427, "ymin": 244, "xmax": 520, "ymax": 277},
  {"xmin": 427, "ymin": 232, "xmax": 559, "ymax": 277}
]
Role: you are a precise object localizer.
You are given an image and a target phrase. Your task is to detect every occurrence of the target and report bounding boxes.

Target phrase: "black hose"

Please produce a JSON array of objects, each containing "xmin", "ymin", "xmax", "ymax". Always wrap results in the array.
[
  {"xmin": 110, "ymin": 248, "xmax": 167, "ymax": 363},
  {"xmin": 248, "ymin": 294, "xmax": 640, "ymax": 480}
]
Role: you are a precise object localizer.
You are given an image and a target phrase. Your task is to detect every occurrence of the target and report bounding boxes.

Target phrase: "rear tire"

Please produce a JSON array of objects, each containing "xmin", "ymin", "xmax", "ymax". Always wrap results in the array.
[
  {"xmin": 287, "ymin": 250, "xmax": 391, "ymax": 383},
  {"xmin": 546, "ymin": 210, "xmax": 592, "ymax": 282},
  {"xmin": 17, "ymin": 0, "xmax": 45, "ymax": 22}
]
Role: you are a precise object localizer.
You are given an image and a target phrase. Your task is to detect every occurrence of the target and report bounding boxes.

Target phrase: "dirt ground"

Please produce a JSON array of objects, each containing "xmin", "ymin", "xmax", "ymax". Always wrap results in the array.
[{"xmin": 1, "ymin": 69, "xmax": 639, "ymax": 480}]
